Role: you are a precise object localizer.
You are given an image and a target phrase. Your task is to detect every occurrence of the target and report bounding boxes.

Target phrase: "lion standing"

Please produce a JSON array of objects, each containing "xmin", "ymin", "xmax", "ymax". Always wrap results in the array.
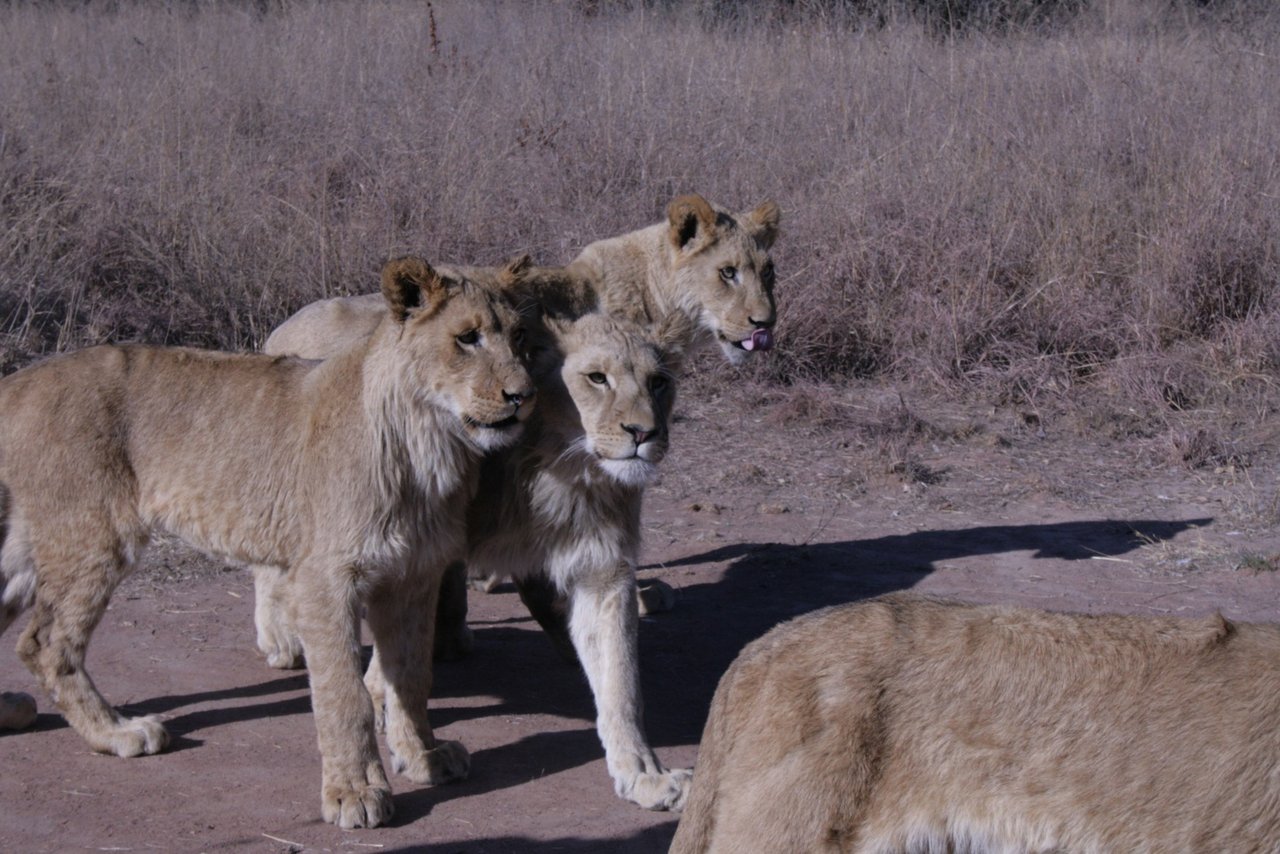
[
  {"xmin": 255, "ymin": 193, "xmax": 780, "ymax": 668},
  {"xmin": 0, "ymin": 258, "xmax": 534, "ymax": 829}
]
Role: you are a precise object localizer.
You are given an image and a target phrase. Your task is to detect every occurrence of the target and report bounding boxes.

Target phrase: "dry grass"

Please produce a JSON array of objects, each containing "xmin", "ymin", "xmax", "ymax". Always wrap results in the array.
[{"xmin": 1, "ymin": 0, "xmax": 1278, "ymax": 423}]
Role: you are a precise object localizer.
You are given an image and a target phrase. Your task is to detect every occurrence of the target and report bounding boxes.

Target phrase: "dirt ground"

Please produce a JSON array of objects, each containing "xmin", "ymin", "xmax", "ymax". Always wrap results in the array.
[{"xmin": 2, "ymin": 384, "xmax": 1279, "ymax": 853}]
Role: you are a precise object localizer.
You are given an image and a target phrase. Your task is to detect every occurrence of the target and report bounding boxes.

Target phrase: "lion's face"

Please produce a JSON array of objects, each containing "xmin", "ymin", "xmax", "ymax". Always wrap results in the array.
[
  {"xmin": 382, "ymin": 257, "xmax": 535, "ymax": 452},
  {"xmin": 541, "ymin": 313, "xmax": 682, "ymax": 487},
  {"xmin": 667, "ymin": 196, "xmax": 781, "ymax": 366}
]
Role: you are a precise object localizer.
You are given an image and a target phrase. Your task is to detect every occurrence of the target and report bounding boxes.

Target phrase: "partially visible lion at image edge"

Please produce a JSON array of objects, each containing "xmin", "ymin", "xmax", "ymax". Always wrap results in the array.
[
  {"xmin": 671, "ymin": 593, "xmax": 1280, "ymax": 853},
  {"xmin": 0, "ymin": 257, "xmax": 534, "ymax": 830}
]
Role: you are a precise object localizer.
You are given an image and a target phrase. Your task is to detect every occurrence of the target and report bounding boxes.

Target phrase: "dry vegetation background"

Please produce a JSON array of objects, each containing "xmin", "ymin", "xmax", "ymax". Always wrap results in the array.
[{"xmin": 1, "ymin": 0, "xmax": 1278, "ymax": 425}]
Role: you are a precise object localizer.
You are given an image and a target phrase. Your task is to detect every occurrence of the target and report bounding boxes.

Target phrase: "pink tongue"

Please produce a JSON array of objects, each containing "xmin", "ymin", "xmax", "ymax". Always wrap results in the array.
[{"xmin": 744, "ymin": 327, "xmax": 774, "ymax": 352}]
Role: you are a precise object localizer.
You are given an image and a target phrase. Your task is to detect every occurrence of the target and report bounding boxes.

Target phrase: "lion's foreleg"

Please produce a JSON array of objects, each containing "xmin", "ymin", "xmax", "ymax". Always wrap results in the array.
[
  {"xmin": 567, "ymin": 560, "xmax": 691, "ymax": 811},
  {"xmin": 365, "ymin": 571, "xmax": 470, "ymax": 786},
  {"xmin": 293, "ymin": 570, "xmax": 392, "ymax": 830},
  {"xmin": 252, "ymin": 563, "xmax": 304, "ymax": 670}
]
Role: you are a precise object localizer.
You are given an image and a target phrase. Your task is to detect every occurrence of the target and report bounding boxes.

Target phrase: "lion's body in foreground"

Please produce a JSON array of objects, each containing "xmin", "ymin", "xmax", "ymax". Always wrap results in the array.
[
  {"xmin": 0, "ymin": 258, "xmax": 533, "ymax": 829},
  {"xmin": 672, "ymin": 593, "xmax": 1280, "ymax": 853}
]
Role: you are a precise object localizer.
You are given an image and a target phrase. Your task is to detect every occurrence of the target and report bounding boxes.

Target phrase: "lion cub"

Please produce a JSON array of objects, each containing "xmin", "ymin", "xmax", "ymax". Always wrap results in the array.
[
  {"xmin": 672, "ymin": 593, "xmax": 1280, "ymax": 853},
  {"xmin": 0, "ymin": 257, "xmax": 534, "ymax": 830}
]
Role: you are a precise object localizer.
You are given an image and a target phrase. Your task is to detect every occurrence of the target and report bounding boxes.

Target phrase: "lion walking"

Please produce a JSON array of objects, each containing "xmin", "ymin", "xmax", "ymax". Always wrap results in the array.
[
  {"xmin": 0, "ymin": 258, "xmax": 534, "ymax": 829},
  {"xmin": 672, "ymin": 593, "xmax": 1280, "ymax": 853}
]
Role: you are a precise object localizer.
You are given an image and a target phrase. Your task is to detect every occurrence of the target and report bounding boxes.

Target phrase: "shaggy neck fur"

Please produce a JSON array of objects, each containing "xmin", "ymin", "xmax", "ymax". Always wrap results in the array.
[{"xmin": 345, "ymin": 322, "xmax": 477, "ymax": 566}]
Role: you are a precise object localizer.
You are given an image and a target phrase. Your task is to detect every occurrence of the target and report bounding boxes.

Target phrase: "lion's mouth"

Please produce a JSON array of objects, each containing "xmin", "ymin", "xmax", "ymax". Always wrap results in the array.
[
  {"xmin": 466, "ymin": 413, "xmax": 521, "ymax": 431},
  {"xmin": 725, "ymin": 327, "xmax": 775, "ymax": 353}
]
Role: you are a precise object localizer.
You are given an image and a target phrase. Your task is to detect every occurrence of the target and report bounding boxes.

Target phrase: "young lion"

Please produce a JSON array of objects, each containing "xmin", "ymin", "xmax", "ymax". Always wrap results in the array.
[
  {"xmin": 255, "ymin": 192, "xmax": 780, "ymax": 671},
  {"xmin": 0, "ymin": 257, "xmax": 534, "ymax": 830},
  {"xmin": 671, "ymin": 593, "xmax": 1280, "ymax": 853},
  {"xmin": 373, "ymin": 310, "xmax": 697, "ymax": 811}
]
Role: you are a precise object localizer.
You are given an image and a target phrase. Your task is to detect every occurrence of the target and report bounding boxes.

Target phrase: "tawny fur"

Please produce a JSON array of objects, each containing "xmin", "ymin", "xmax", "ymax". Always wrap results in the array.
[
  {"xmin": 671, "ymin": 593, "xmax": 1280, "ymax": 853},
  {"xmin": 0, "ymin": 257, "xmax": 534, "ymax": 830},
  {"xmin": 358, "ymin": 309, "xmax": 697, "ymax": 810}
]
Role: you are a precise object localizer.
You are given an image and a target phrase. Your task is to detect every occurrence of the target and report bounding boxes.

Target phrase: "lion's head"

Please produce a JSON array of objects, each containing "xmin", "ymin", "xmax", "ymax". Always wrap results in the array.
[
  {"xmin": 666, "ymin": 194, "xmax": 781, "ymax": 366},
  {"xmin": 380, "ymin": 256, "xmax": 535, "ymax": 451},
  {"xmin": 536, "ymin": 311, "xmax": 691, "ymax": 487}
]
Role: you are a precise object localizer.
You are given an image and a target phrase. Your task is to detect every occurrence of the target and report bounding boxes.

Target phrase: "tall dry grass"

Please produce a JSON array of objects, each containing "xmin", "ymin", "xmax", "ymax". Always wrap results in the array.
[{"xmin": 1, "ymin": 0, "xmax": 1277, "ymax": 414}]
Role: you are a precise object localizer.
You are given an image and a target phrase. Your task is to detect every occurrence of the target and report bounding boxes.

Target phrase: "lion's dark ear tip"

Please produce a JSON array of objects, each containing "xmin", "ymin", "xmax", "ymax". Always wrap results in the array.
[
  {"xmin": 667, "ymin": 194, "xmax": 717, "ymax": 250},
  {"xmin": 381, "ymin": 256, "xmax": 441, "ymax": 319}
]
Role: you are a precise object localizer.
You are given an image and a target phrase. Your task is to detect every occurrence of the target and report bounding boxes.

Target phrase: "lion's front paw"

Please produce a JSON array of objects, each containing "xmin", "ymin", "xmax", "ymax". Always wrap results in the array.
[
  {"xmin": 321, "ymin": 776, "xmax": 394, "ymax": 829},
  {"xmin": 91, "ymin": 714, "xmax": 169, "ymax": 758},
  {"xmin": 0, "ymin": 691, "xmax": 37, "ymax": 730},
  {"xmin": 619, "ymin": 767, "xmax": 693, "ymax": 812},
  {"xmin": 391, "ymin": 738, "xmax": 470, "ymax": 785},
  {"xmin": 637, "ymin": 579, "xmax": 676, "ymax": 615}
]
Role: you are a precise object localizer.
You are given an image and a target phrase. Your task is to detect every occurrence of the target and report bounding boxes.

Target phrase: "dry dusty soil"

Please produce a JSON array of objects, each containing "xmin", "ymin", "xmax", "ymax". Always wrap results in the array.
[{"xmin": 2, "ymin": 384, "xmax": 1279, "ymax": 853}]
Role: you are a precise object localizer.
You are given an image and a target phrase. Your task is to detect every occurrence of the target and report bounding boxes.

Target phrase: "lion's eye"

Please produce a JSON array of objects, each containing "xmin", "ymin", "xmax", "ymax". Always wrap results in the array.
[
  {"xmin": 456, "ymin": 329, "xmax": 480, "ymax": 346},
  {"xmin": 719, "ymin": 266, "xmax": 737, "ymax": 283},
  {"xmin": 761, "ymin": 262, "xmax": 775, "ymax": 286},
  {"xmin": 512, "ymin": 327, "xmax": 526, "ymax": 347},
  {"xmin": 587, "ymin": 372, "xmax": 608, "ymax": 386},
  {"xmin": 650, "ymin": 375, "xmax": 670, "ymax": 394}
]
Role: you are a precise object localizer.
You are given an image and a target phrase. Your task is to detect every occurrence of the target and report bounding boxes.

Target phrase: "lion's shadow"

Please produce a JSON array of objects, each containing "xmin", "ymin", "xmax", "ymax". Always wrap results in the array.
[
  {"xmin": 425, "ymin": 516, "xmax": 1210, "ymax": 747},
  {"xmin": 635, "ymin": 516, "xmax": 1210, "ymax": 747}
]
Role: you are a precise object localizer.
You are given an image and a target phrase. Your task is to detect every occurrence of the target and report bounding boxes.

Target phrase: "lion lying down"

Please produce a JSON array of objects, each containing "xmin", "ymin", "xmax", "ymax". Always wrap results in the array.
[
  {"xmin": 672, "ymin": 593, "xmax": 1280, "ymax": 853},
  {"xmin": 0, "ymin": 257, "xmax": 533, "ymax": 829}
]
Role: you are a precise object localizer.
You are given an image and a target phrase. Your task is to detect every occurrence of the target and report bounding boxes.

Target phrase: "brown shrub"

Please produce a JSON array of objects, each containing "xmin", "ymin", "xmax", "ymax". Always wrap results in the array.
[{"xmin": 0, "ymin": 0, "xmax": 1277, "ymax": 419}]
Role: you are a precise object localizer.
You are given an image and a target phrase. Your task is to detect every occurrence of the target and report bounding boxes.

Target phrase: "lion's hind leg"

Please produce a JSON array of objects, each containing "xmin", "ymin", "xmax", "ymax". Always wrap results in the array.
[{"xmin": 14, "ymin": 527, "xmax": 167, "ymax": 757}]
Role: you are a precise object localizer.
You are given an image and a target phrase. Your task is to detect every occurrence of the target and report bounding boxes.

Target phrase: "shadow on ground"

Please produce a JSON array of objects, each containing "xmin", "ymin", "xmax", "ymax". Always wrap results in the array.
[
  {"xmin": 22, "ymin": 516, "xmax": 1203, "ymax": 832},
  {"xmin": 375, "ymin": 823, "xmax": 679, "ymax": 854},
  {"xmin": 638, "ymin": 517, "xmax": 1209, "ymax": 748}
]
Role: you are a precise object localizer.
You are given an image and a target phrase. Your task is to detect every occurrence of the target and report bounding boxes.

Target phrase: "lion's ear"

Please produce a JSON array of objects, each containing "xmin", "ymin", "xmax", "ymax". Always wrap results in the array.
[
  {"xmin": 381, "ymin": 256, "xmax": 447, "ymax": 322},
  {"xmin": 743, "ymin": 200, "xmax": 781, "ymax": 250},
  {"xmin": 541, "ymin": 314, "xmax": 575, "ymax": 343},
  {"xmin": 667, "ymin": 194, "xmax": 718, "ymax": 252},
  {"xmin": 497, "ymin": 253, "xmax": 533, "ymax": 288}
]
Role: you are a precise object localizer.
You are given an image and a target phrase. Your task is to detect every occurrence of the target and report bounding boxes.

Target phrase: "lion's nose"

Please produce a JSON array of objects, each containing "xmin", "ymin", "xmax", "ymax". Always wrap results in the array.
[{"xmin": 622, "ymin": 423, "xmax": 655, "ymax": 446}]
